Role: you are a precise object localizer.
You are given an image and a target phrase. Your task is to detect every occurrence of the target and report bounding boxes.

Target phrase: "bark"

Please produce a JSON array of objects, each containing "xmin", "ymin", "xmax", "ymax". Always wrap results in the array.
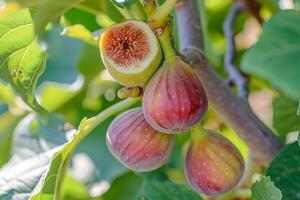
[{"xmin": 175, "ymin": 0, "xmax": 283, "ymax": 166}]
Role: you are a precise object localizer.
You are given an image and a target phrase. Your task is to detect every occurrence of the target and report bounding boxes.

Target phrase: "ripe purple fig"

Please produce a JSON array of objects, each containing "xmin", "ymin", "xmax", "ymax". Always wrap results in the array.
[
  {"xmin": 185, "ymin": 129, "xmax": 245, "ymax": 196},
  {"xmin": 99, "ymin": 20, "xmax": 162, "ymax": 87},
  {"xmin": 106, "ymin": 107, "xmax": 174, "ymax": 172},
  {"xmin": 142, "ymin": 56, "xmax": 208, "ymax": 134}
]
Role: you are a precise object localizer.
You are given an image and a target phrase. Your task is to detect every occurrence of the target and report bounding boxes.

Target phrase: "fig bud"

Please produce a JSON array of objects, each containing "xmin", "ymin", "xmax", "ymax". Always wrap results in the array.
[
  {"xmin": 185, "ymin": 129, "xmax": 245, "ymax": 196},
  {"xmin": 99, "ymin": 20, "xmax": 162, "ymax": 87},
  {"xmin": 142, "ymin": 56, "xmax": 208, "ymax": 134},
  {"xmin": 106, "ymin": 107, "xmax": 174, "ymax": 172}
]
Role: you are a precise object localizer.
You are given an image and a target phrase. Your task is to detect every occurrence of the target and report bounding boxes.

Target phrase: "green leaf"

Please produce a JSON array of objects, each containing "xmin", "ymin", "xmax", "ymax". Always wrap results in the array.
[
  {"xmin": 77, "ymin": 44, "xmax": 104, "ymax": 80},
  {"xmin": 103, "ymin": 173, "xmax": 202, "ymax": 200},
  {"xmin": 241, "ymin": 11, "xmax": 300, "ymax": 99},
  {"xmin": 0, "ymin": 8, "xmax": 46, "ymax": 111},
  {"xmin": 251, "ymin": 176, "xmax": 282, "ymax": 200},
  {"xmin": 28, "ymin": 118, "xmax": 88, "ymax": 200},
  {"xmin": 0, "ymin": 81, "xmax": 15, "ymax": 106},
  {"xmin": 0, "ymin": 113, "xmax": 67, "ymax": 200},
  {"xmin": 0, "ymin": 111, "xmax": 23, "ymax": 166},
  {"xmin": 144, "ymin": 182, "xmax": 201, "ymax": 200},
  {"xmin": 33, "ymin": 0, "xmax": 85, "ymax": 34},
  {"xmin": 103, "ymin": 172, "xmax": 144, "ymax": 200},
  {"xmin": 60, "ymin": 175, "xmax": 90, "ymax": 200},
  {"xmin": 40, "ymin": 80, "xmax": 82, "ymax": 112},
  {"xmin": 273, "ymin": 96, "xmax": 300, "ymax": 139},
  {"xmin": 0, "ymin": 146, "xmax": 61, "ymax": 200},
  {"xmin": 267, "ymin": 142, "xmax": 300, "ymax": 200},
  {"xmin": 61, "ymin": 24, "xmax": 98, "ymax": 47}
]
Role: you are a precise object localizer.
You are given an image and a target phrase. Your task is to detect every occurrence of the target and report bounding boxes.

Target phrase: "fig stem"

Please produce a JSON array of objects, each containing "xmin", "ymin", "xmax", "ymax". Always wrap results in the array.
[
  {"xmin": 70, "ymin": 97, "xmax": 141, "ymax": 149},
  {"xmin": 117, "ymin": 87, "xmax": 142, "ymax": 99},
  {"xmin": 115, "ymin": 6, "xmax": 135, "ymax": 19},
  {"xmin": 129, "ymin": 3, "xmax": 148, "ymax": 20},
  {"xmin": 151, "ymin": 0, "xmax": 177, "ymax": 22},
  {"xmin": 140, "ymin": 0, "xmax": 157, "ymax": 16},
  {"xmin": 156, "ymin": 21, "xmax": 176, "ymax": 59},
  {"xmin": 158, "ymin": 30, "xmax": 176, "ymax": 59}
]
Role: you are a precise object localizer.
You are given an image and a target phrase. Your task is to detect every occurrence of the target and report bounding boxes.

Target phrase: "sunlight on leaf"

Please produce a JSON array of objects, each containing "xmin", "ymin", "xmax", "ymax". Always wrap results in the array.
[
  {"xmin": 0, "ymin": 8, "xmax": 46, "ymax": 112},
  {"xmin": 251, "ymin": 176, "xmax": 282, "ymax": 200}
]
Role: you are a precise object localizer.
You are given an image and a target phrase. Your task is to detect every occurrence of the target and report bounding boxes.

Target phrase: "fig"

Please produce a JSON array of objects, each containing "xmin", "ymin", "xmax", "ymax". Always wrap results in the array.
[
  {"xmin": 106, "ymin": 107, "xmax": 174, "ymax": 172},
  {"xmin": 142, "ymin": 56, "xmax": 208, "ymax": 134},
  {"xmin": 99, "ymin": 20, "xmax": 162, "ymax": 87},
  {"xmin": 185, "ymin": 129, "xmax": 245, "ymax": 196}
]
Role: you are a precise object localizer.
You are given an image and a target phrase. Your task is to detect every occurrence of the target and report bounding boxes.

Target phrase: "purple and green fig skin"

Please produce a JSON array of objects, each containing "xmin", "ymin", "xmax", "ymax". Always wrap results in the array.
[
  {"xmin": 106, "ymin": 107, "xmax": 174, "ymax": 172},
  {"xmin": 185, "ymin": 129, "xmax": 245, "ymax": 196},
  {"xmin": 142, "ymin": 56, "xmax": 208, "ymax": 134}
]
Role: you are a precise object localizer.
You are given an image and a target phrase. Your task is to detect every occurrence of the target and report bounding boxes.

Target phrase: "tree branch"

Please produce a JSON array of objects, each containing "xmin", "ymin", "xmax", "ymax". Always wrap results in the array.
[
  {"xmin": 175, "ymin": 0, "xmax": 283, "ymax": 166},
  {"xmin": 223, "ymin": 2, "xmax": 248, "ymax": 98}
]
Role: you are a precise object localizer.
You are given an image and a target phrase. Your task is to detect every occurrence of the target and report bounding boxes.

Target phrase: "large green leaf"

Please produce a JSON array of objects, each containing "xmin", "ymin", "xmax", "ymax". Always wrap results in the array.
[
  {"xmin": 0, "ymin": 147, "xmax": 61, "ymax": 200},
  {"xmin": 0, "ymin": 113, "xmax": 67, "ymax": 200},
  {"xmin": 251, "ymin": 176, "xmax": 282, "ymax": 200},
  {"xmin": 0, "ymin": 8, "xmax": 46, "ymax": 111},
  {"xmin": 267, "ymin": 142, "xmax": 300, "ymax": 200},
  {"xmin": 241, "ymin": 11, "xmax": 300, "ymax": 99},
  {"xmin": 273, "ymin": 96, "xmax": 300, "ymax": 140},
  {"xmin": 103, "ymin": 173, "xmax": 202, "ymax": 200}
]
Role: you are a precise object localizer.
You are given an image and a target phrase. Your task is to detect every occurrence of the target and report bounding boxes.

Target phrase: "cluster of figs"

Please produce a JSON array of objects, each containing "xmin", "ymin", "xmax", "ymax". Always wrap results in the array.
[{"xmin": 99, "ymin": 20, "xmax": 245, "ymax": 196}]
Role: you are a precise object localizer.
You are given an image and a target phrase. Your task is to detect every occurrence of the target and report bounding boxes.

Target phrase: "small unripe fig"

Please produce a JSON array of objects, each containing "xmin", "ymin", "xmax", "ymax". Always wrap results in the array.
[
  {"xmin": 185, "ymin": 129, "xmax": 245, "ymax": 196},
  {"xmin": 99, "ymin": 20, "xmax": 162, "ymax": 87},
  {"xmin": 106, "ymin": 107, "xmax": 174, "ymax": 172},
  {"xmin": 142, "ymin": 56, "xmax": 208, "ymax": 134}
]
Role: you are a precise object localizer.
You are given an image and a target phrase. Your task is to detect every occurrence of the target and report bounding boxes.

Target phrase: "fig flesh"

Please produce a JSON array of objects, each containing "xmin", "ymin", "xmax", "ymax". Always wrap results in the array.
[{"xmin": 99, "ymin": 20, "xmax": 162, "ymax": 87}]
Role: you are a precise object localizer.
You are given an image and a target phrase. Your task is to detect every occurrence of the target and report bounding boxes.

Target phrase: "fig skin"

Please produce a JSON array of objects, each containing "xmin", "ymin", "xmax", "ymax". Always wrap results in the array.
[
  {"xmin": 99, "ymin": 20, "xmax": 162, "ymax": 87},
  {"xmin": 106, "ymin": 107, "xmax": 174, "ymax": 172},
  {"xmin": 185, "ymin": 129, "xmax": 245, "ymax": 196},
  {"xmin": 142, "ymin": 56, "xmax": 208, "ymax": 134}
]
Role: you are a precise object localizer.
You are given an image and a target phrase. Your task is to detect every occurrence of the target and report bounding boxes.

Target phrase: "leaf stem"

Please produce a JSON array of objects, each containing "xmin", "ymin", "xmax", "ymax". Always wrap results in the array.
[{"xmin": 72, "ymin": 97, "xmax": 141, "ymax": 148}]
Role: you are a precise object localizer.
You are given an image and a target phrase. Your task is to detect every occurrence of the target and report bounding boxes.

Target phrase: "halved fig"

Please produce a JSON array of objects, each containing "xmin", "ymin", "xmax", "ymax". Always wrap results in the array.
[
  {"xmin": 106, "ymin": 107, "xmax": 174, "ymax": 172},
  {"xmin": 185, "ymin": 129, "xmax": 245, "ymax": 196},
  {"xmin": 99, "ymin": 20, "xmax": 162, "ymax": 87}
]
